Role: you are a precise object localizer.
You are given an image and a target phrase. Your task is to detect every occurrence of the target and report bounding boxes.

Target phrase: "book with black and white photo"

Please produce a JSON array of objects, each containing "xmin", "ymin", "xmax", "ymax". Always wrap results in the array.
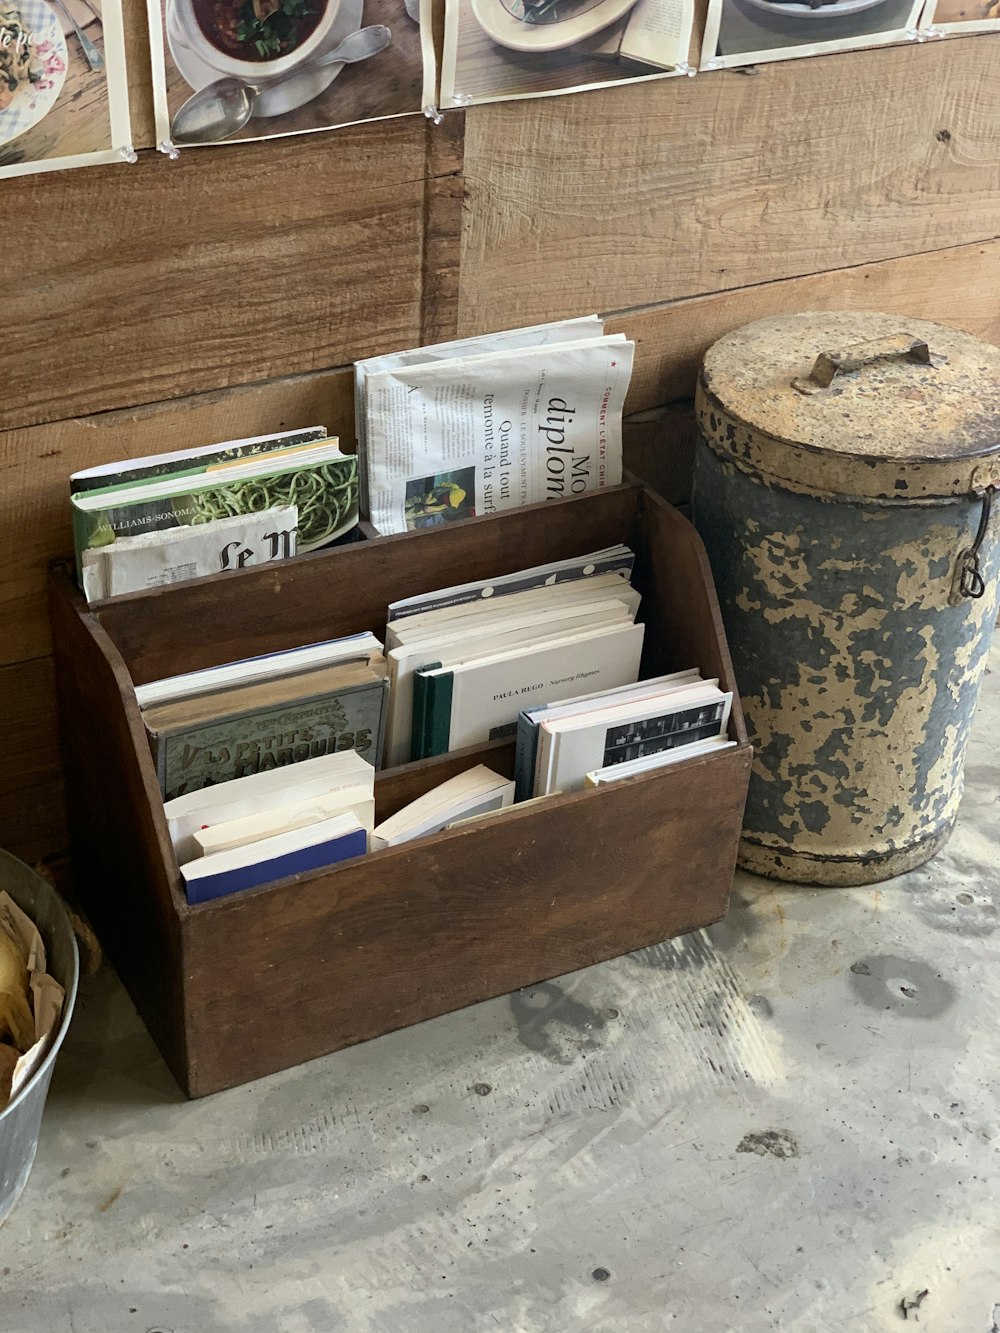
[
  {"xmin": 534, "ymin": 679, "xmax": 733, "ymax": 796},
  {"xmin": 585, "ymin": 736, "xmax": 737, "ymax": 786},
  {"xmin": 513, "ymin": 669, "xmax": 702, "ymax": 800},
  {"xmin": 356, "ymin": 320, "xmax": 634, "ymax": 535}
]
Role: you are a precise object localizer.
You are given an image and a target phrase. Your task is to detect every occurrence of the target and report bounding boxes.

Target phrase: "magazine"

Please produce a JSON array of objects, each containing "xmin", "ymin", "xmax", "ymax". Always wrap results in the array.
[
  {"xmin": 439, "ymin": 0, "xmax": 699, "ymax": 108},
  {"xmin": 0, "ymin": 0, "xmax": 131, "ymax": 179},
  {"xmin": 699, "ymin": 0, "xmax": 923, "ymax": 69},
  {"xmin": 148, "ymin": 0, "xmax": 437, "ymax": 151},
  {"xmin": 363, "ymin": 334, "xmax": 634, "ymax": 534}
]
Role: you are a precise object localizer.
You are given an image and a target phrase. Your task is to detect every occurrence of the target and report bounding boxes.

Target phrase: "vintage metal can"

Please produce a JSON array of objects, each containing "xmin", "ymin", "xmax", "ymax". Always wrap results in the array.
[{"xmin": 692, "ymin": 311, "xmax": 1000, "ymax": 885}]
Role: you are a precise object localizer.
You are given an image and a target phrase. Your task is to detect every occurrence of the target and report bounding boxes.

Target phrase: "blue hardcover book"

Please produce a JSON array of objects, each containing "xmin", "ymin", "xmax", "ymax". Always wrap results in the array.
[{"xmin": 182, "ymin": 815, "xmax": 366, "ymax": 904}]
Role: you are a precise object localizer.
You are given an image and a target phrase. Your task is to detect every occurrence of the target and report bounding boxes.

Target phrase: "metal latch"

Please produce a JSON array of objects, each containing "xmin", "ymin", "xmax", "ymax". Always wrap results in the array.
[{"xmin": 949, "ymin": 486, "xmax": 995, "ymax": 605}]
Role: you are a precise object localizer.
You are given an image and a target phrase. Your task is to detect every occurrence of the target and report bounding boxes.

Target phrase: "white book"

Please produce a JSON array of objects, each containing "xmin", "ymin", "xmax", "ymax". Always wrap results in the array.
[
  {"xmin": 416, "ymin": 621, "xmax": 645, "ymax": 757},
  {"xmin": 191, "ymin": 785, "xmax": 376, "ymax": 857},
  {"xmin": 82, "ymin": 505, "xmax": 299, "ymax": 604},
  {"xmin": 163, "ymin": 750, "xmax": 375, "ymax": 864},
  {"xmin": 385, "ymin": 597, "xmax": 634, "ymax": 768},
  {"xmin": 386, "ymin": 543, "xmax": 633, "ymax": 623},
  {"xmin": 371, "ymin": 766, "xmax": 514, "ymax": 849},
  {"xmin": 537, "ymin": 682, "xmax": 732, "ymax": 795},
  {"xmin": 386, "ymin": 574, "xmax": 641, "ymax": 650},
  {"xmin": 585, "ymin": 738, "xmax": 737, "ymax": 786},
  {"xmin": 136, "ymin": 632, "xmax": 383, "ymax": 709}
]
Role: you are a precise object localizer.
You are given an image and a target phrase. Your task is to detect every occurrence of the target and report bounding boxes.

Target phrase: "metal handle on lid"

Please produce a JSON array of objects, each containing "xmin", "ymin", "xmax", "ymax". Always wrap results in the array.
[{"xmin": 793, "ymin": 334, "xmax": 932, "ymax": 395}]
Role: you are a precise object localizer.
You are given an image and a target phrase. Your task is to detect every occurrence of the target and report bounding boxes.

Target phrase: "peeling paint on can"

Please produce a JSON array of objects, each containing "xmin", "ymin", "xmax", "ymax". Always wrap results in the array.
[{"xmin": 692, "ymin": 313, "xmax": 1000, "ymax": 886}]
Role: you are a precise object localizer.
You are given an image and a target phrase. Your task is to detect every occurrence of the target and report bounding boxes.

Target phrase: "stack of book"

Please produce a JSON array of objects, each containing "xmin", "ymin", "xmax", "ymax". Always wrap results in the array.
[
  {"xmin": 382, "ymin": 546, "xmax": 644, "ymax": 764},
  {"xmin": 70, "ymin": 426, "xmax": 358, "ymax": 603},
  {"xmin": 355, "ymin": 318, "xmax": 635, "ymax": 535},
  {"xmin": 515, "ymin": 674, "xmax": 735, "ymax": 798},
  {"xmin": 166, "ymin": 750, "xmax": 375, "ymax": 904},
  {"xmin": 136, "ymin": 634, "xmax": 389, "ymax": 801}
]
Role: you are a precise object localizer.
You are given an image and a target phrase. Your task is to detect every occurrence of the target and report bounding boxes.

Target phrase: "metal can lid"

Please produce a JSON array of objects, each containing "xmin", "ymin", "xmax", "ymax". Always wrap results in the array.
[{"xmin": 697, "ymin": 311, "xmax": 1000, "ymax": 501}]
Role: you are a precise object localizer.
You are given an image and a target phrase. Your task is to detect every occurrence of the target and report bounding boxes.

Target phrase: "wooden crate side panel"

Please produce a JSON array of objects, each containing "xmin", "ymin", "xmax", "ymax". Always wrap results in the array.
[
  {"xmin": 460, "ymin": 40, "xmax": 1000, "ymax": 333},
  {"xmin": 48, "ymin": 574, "xmax": 191, "ymax": 1084},
  {"xmin": 182, "ymin": 745, "xmax": 751, "ymax": 1096}
]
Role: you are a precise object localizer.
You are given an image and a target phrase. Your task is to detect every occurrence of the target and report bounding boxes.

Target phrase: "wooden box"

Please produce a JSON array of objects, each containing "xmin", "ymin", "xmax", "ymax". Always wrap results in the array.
[{"xmin": 48, "ymin": 482, "xmax": 751, "ymax": 1098}]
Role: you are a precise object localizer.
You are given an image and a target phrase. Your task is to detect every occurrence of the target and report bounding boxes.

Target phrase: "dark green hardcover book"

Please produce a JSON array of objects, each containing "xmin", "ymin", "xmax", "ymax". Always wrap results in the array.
[
  {"xmin": 420, "ymin": 670, "xmax": 455, "ymax": 760},
  {"xmin": 410, "ymin": 661, "xmax": 442, "ymax": 762}
]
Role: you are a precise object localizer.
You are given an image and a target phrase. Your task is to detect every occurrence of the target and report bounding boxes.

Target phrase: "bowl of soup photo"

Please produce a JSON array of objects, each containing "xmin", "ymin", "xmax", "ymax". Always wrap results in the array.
[{"xmin": 166, "ymin": 0, "xmax": 342, "ymax": 77}]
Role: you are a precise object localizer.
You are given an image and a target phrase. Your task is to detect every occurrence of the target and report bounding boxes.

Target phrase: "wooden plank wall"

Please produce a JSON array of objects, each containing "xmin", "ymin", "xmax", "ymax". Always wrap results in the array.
[{"xmin": 2, "ymin": 29, "xmax": 999, "ymax": 868}]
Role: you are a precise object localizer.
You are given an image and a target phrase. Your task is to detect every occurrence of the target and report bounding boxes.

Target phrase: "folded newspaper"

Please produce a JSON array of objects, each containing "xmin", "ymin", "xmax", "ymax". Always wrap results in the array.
[{"xmin": 357, "ymin": 324, "xmax": 635, "ymax": 535}]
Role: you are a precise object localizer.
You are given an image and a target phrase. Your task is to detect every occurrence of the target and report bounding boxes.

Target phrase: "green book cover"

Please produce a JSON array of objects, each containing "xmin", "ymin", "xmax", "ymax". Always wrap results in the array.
[
  {"xmin": 410, "ymin": 661, "xmax": 442, "ymax": 762},
  {"xmin": 414, "ymin": 669, "xmax": 454, "ymax": 760},
  {"xmin": 71, "ymin": 451, "xmax": 359, "ymax": 581},
  {"xmin": 149, "ymin": 675, "xmax": 388, "ymax": 801}
]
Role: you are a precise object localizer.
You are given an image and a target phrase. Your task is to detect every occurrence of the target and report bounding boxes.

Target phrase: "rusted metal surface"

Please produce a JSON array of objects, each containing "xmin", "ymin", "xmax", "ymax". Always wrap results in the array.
[
  {"xmin": 698, "ymin": 311, "xmax": 1000, "ymax": 503},
  {"xmin": 693, "ymin": 311, "xmax": 1000, "ymax": 886}
]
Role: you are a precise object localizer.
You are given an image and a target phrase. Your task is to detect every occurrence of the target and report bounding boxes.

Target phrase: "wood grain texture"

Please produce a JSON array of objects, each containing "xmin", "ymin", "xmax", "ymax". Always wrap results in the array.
[
  {"xmin": 616, "ymin": 238, "xmax": 1000, "ymax": 413},
  {"xmin": 0, "ymin": 658, "xmax": 65, "ymax": 867},
  {"xmin": 0, "ymin": 367, "xmax": 355, "ymax": 668},
  {"xmin": 460, "ymin": 37, "xmax": 1000, "ymax": 332},
  {"xmin": 0, "ymin": 117, "xmax": 461, "ymax": 433}
]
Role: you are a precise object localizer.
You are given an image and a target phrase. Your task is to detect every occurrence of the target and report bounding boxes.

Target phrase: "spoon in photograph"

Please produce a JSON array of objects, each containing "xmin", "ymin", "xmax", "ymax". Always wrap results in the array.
[
  {"xmin": 51, "ymin": 0, "xmax": 104, "ymax": 71},
  {"xmin": 170, "ymin": 24, "xmax": 392, "ymax": 145}
]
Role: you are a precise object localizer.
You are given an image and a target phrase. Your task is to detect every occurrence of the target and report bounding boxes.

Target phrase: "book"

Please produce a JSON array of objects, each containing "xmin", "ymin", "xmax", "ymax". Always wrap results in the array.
[
  {"xmin": 384, "ymin": 594, "xmax": 636, "ymax": 767},
  {"xmin": 619, "ymin": 0, "xmax": 694, "ymax": 69},
  {"xmin": 513, "ymin": 669, "xmax": 702, "ymax": 801},
  {"xmin": 585, "ymin": 738, "xmax": 737, "ymax": 786},
  {"xmin": 370, "ymin": 766, "xmax": 514, "ymax": 850},
  {"xmin": 386, "ymin": 572, "xmax": 641, "ymax": 654},
  {"xmin": 412, "ymin": 621, "xmax": 646, "ymax": 760},
  {"xmin": 144, "ymin": 656, "xmax": 389, "ymax": 800},
  {"xmin": 362, "ymin": 335, "xmax": 634, "ymax": 535},
  {"xmin": 69, "ymin": 426, "xmax": 329, "ymax": 493},
  {"xmin": 70, "ymin": 440, "xmax": 358, "ymax": 586},
  {"xmin": 163, "ymin": 749, "xmax": 375, "ymax": 863},
  {"xmin": 181, "ymin": 813, "xmax": 367, "ymax": 904},
  {"xmin": 80, "ymin": 505, "xmax": 298, "ymax": 604},
  {"xmin": 536, "ymin": 681, "xmax": 733, "ymax": 796},
  {"xmin": 386, "ymin": 544, "xmax": 635, "ymax": 624},
  {"xmin": 191, "ymin": 784, "xmax": 376, "ymax": 857},
  {"xmin": 135, "ymin": 632, "xmax": 383, "ymax": 709}
]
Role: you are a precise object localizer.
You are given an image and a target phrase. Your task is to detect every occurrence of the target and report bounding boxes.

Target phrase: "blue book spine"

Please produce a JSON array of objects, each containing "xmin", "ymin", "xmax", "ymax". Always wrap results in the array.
[
  {"xmin": 513, "ymin": 711, "xmax": 541, "ymax": 802},
  {"xmin": 184, "ymin": 826, "xmax": 367, "ymax": 904}
]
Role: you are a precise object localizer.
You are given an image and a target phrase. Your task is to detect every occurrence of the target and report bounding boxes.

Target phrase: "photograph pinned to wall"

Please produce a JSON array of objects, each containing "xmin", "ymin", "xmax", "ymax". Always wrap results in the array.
[
  {"xmin": 919, "ymin": 0, "xmax": 998, "ymax": 35},
  {"xmin": 0, "ymin": 0, "xmax": 131, "ymax": 178},
  {"xmin": 438, "ymin": 0, "xmax": 702, "ymax": 108},
  {"xmin": 148, "ymin": 0, "xmax": 437, "ymax": 150},
  {"xmin": 698, "ymin": 0, "xmax": 922, "ymax": 68}
]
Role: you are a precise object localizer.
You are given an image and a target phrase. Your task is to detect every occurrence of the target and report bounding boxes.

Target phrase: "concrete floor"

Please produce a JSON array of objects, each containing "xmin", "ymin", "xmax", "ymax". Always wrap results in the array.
[{"xmin": 1, "ymin": 644, "xmax": 998, "ymax": 1333}]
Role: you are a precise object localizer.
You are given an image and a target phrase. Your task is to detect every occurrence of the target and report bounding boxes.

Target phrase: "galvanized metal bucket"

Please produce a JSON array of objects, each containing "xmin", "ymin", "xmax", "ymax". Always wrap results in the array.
[
  {"xmin": 692, "ymin": 311, "xmax": 1000, "ymax": 886},
  {"xmin": 0, "ymin": 850, "xmax": 79, "ymax": 1224}
]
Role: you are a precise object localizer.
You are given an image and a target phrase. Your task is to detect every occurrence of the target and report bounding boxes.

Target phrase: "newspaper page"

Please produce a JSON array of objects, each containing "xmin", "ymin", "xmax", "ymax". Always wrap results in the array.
[
  {"xmin": 439, "ymin": 0, "xmax": 699, "ymax": 108},
  {"xmin": 365, "ymin": 335, "xmax": 634, "ymax": 535},
  {"xmin": 700, "ymin": 0, "xmax": 923, "ymax": 69}
]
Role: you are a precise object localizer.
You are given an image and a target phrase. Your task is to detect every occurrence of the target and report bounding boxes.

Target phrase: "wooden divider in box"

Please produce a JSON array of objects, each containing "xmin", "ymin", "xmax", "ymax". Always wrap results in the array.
[{"xmin": 48, "ymin": 483, "xmax": 751, "ymax": 1098}]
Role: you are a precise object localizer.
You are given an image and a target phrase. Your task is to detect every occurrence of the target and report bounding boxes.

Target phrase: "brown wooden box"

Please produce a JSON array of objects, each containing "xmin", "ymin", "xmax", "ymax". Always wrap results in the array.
[{"xmin": 48, "ymin": 482, "xmax": 751, "ymax": 1098}]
